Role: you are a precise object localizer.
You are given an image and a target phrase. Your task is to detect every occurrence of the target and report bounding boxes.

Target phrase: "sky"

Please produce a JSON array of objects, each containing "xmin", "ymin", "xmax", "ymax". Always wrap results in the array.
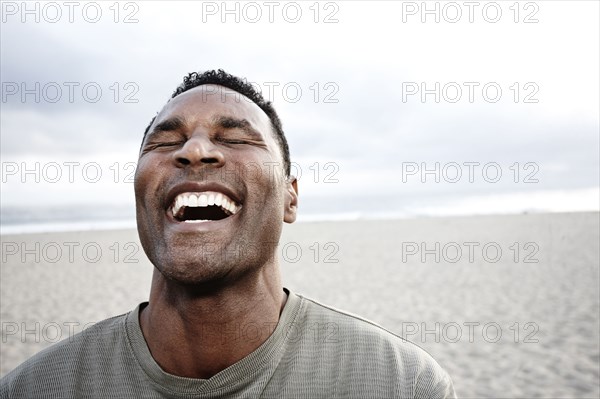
[{"xmin": 1, "ymin": 0, "xmax": 599, "ymax": 224}]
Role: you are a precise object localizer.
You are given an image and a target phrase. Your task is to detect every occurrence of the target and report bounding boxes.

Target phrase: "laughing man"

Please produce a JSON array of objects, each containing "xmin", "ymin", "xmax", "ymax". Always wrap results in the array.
[{"xmin": 1, "ymin": 70, "xmax": 456, "ymax": 398}]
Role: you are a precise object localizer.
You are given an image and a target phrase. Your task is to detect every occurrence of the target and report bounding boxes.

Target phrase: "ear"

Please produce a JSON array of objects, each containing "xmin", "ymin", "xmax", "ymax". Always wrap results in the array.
[{"xmin": 283, "ymin": 176, "xmax": 298, "ymax": 224}]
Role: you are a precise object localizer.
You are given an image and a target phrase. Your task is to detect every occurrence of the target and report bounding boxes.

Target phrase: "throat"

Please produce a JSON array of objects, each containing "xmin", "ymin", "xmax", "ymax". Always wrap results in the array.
[{"xmin": 140, "ymin": 306, "xmax": 278, "ymax": 380}]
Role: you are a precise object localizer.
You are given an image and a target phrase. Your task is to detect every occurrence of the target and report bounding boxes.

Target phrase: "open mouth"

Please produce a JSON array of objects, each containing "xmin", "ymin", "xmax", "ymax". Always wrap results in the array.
[{"xmin": 170, "ymin": 191, "xmax": 241, "ymax": 223}]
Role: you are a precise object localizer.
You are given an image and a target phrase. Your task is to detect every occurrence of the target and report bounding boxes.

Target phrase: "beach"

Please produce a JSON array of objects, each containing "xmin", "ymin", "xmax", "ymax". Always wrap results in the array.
[{"xmin": 1, "ymin": 212, "xmax": 599, "ymax": 398}]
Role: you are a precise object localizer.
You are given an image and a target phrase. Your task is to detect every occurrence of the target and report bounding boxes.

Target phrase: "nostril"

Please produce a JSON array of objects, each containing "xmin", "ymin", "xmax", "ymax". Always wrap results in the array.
[{"xmin": 176, "ymin": 157, "xmax": 220, "ymax": 166}]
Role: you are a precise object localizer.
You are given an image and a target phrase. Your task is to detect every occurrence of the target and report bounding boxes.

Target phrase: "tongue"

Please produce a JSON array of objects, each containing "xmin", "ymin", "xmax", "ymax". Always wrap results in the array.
[{"xmin": 179, "ymin": 205, "xmax": 229, "ymax": 221}]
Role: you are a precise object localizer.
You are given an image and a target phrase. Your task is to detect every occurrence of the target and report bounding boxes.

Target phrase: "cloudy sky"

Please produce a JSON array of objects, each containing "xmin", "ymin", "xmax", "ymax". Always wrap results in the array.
[{"xmin": 1, "ymin": 0, "xmax": 598, "ymax": 223}]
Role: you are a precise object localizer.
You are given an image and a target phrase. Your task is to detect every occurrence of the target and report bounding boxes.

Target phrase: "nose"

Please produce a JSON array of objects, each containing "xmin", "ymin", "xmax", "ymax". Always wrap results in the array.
[{"xmin": 172, "ymin": 135, "xmax": 225, "ymax": 169}]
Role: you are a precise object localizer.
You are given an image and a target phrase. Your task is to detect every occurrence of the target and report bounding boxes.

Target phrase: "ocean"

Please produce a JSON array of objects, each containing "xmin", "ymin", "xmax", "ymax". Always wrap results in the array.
[{"xmin": 1, "ymin": 188, "xmax": 598, "ymax": 234}]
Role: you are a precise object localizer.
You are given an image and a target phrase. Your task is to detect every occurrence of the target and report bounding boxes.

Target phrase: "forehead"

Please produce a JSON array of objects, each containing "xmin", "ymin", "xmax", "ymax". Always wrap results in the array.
[{"xmin": 154, "ymin": 84, "xmax": 273, "ymax": 136}]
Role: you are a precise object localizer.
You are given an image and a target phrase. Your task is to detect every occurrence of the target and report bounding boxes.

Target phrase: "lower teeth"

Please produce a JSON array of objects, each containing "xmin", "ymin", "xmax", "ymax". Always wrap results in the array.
[{"xmin": 183, "ymin": 220, "xmax": 210, "ymax": 223}]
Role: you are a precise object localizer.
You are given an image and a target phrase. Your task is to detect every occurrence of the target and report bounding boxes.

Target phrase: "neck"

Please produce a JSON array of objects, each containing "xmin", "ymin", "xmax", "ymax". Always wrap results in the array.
[{"xmin": 139, "ymin": 263, "xmax": 287, "ymax": 379}]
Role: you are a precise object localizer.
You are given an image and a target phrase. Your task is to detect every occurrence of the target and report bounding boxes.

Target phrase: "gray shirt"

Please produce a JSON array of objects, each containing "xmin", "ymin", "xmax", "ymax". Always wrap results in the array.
[{"xmin": 1, "ymin": 290, "xmax": 456, "ymax": 398}]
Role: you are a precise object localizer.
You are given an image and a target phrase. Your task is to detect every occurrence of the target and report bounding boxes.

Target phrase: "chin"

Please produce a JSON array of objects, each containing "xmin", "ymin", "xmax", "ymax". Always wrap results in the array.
[{"xmin": 158, "ymin": 259, "xmax": 232, "ymax": 290}]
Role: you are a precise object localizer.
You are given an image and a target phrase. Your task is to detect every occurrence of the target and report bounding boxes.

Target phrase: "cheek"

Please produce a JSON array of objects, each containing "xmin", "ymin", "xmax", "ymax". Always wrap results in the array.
[
  {"xmin": 134, "ymin": 155, "xmax": 163, "ymax": 201},
  {"xmin": 134, "ymin": 157, "xmax": 166, "ymax": 266},
  {"xmin": 253, "ymin": 171, "xmax": 287, "ymax": 224},
  {"xmin": 134, "ymin": 157, "xmax": 149, "ymax": 198}
]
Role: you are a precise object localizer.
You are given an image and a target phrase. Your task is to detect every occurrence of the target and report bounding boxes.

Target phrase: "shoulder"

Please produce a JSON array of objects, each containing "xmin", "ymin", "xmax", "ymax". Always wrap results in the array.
[
  {"xmin": 297, "ymin": 292, "xmax": 434, "ymax": 357},
  {"xmin": 293, "ymin": 293, "xmax": 456, "ymax": 398},
  {"xmin": 0, "ymin": 312, "xmax": 128, "ymax": 399}
]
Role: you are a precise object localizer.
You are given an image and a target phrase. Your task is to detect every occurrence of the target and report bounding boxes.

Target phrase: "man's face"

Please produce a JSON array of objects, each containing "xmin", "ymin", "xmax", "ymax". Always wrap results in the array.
[{"xmin": 134, "ymin": 85, "xmax": 297, "ymax": 287}]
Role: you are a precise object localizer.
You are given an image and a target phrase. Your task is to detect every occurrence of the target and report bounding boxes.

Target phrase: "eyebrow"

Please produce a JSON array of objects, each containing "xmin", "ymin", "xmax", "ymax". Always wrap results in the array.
[
  {"xmin": 147, "ymin": 114, "xmax": 264, "ymax": 140},
  {"xmin": 150, "ymin": 116, "xmax": 187, "ymax": 136},
  {"xmin": 212, "ymin": 115, "xmax": 263, "ymax": 140}
]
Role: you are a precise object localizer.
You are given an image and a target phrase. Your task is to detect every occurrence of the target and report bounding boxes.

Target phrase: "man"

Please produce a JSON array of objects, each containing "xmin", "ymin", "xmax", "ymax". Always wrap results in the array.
[{"xmin": 1, "ymin": 70, "xmax": 456, "ymax": 398}]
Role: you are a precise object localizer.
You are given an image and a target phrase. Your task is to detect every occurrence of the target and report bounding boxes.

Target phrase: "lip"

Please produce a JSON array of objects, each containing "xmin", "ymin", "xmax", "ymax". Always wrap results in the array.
[{"xmin": 164, "ymin": 181, "xmax": 243, "ymax": 212}]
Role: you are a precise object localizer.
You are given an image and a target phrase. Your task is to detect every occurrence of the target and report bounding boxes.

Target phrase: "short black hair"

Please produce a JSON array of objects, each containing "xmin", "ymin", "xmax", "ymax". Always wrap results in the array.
[{"xmin": 142, "ymin": 69, "xmax": 290, "ymax": 177}]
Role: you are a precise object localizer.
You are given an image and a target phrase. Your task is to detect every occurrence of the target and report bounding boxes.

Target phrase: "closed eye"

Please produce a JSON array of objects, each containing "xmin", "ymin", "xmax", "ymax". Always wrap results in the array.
[
  {"xmin": 155, "ymin": 141, "xmax": 182, "ymax": 147},
  {"xmin": 142, "ymin": 141, "xmax": 182, "ymax": 154},
  {"xmin": 217, "ymin": 135, "xmax": 265, "ymax": 147},
  {"xmin": 222, "ymin": 139, "xmax": 249, "ymax": 145}
]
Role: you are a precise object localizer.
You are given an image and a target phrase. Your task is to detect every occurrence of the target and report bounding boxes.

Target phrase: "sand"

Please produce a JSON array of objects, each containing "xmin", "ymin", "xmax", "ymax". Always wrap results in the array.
[{"xmin": 1, "ymin": 212, "xmax": 599, "ymax": 398}]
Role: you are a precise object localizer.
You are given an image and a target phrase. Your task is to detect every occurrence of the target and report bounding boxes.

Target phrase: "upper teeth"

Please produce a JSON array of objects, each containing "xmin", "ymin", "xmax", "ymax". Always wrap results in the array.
[{"xmin": 172, "ymin": 191, "xmax": 240, "ymax": 217}]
